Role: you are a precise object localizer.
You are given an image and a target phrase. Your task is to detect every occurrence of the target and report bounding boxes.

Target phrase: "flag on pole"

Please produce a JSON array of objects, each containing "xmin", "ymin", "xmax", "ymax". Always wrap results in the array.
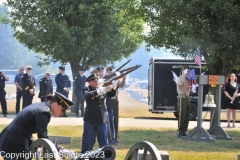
[{"xmin": 195, "ymin": 48, "xmax": 201, "ymax": 67}]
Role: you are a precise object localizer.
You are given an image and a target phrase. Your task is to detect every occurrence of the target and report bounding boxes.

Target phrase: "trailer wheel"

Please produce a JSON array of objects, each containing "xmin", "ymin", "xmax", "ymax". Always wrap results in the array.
[
  {"xmin": 173, "ymin": 103, "xmax": 197, "ymax": 120},
  {"xmin": 189, "ymin": 103, "xmax": 197, "ymax": 120}
]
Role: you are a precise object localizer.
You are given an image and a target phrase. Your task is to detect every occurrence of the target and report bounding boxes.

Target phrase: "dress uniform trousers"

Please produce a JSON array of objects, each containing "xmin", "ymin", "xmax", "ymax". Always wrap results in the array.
[
  {"xmin": 81, "ymin": 121, "xmax": 108, "ymax": 153},
  {"xmin": 23, "ymin": 95, "xmax": 33, "ymax": 108},
  {"xmin": 0, "ymin": 89, "xmax": 7, "ymax": 115},
  {"xmin": 178, "ymin": 97, "xmax": 190, "ymax": 134},
  {"xmin": 112, "ymin": 97, "xmax": 119, "ymax": 142},
  {"xmin": 75, "ymin": 93, "xmax": 85, "ymax": 117},
  {"xmin": 16, "ymin": 91, "xmax": 23, "ymax": 113}
]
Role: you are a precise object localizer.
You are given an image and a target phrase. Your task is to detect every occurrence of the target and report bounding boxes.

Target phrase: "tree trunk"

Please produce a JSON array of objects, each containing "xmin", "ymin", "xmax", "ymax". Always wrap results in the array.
[{"xmin": 70, "ymin": 63, "xmax": 79, "ymax": 113}]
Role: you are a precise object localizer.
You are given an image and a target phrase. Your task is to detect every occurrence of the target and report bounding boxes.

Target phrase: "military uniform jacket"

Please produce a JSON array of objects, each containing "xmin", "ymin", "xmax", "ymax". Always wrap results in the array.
[
  {"xmin": 0, "ymin": 102, "xmax": 51, "ymax": 154},
  {"xmin": 0, "ymin": 75, "xmax": 6, "ymax": 89},
  {"xmin": 22, "ymin": 73, "xmax": 36, "ymax": 96},
  {"xmin": 55, "ymin": 73, "xmax": 71, "ymax": 93},
  {"xmin": 83, "ymin": 86, "xmax": 116, "ymax": 125},
  {"xmin": 75, "ymin": 74, "xmax": 86, "ymax": 96},
  {"xmin": 38, "ymin": 77, "xmax": 53, "ymax": 98},
  {"xmin": 177, "ymin": 72, "xmax": 190, "ymax": 98}
]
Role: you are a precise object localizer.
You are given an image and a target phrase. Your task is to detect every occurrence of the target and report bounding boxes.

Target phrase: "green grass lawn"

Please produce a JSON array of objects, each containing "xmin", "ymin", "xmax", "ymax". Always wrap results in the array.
[
  {"xmin": 2, "ymin": 85, "xmax": 240, "ymax": 160},
  {"xmin": 0, "ymin": 125, "xmax": 239, "ymax": 160}
]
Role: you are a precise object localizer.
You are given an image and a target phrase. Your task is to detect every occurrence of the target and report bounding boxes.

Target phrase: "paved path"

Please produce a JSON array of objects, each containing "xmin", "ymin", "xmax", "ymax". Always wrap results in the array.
[{"xmin": 0, "ymin": 115, "xmax": 239, "ymax": 130}]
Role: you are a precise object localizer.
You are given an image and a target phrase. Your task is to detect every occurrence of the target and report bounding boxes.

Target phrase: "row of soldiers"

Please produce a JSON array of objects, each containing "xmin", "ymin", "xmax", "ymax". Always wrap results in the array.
[
  {"xmin": 0, "ymin": 65, "xmax": 73, "ymax": 117},
  {"xmin": 0, "ymin": 64, "xmax": 126, "ymax": 158},
  {"xmin": 12, "ymin": 64, "xmax": 125, "ymax": 145}
]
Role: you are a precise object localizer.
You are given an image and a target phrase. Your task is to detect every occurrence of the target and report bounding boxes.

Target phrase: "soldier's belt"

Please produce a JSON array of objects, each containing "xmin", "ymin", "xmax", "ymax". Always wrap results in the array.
[{"xmin": 179, "ymin": 96, "xmax": 190, "ymax": 99}]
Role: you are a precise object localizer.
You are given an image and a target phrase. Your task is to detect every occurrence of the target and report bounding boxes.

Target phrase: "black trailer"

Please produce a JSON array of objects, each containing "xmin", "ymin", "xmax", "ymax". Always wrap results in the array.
[{"xmin": 148, "ymin": 57, "xmax": 210, "ymax": 120}]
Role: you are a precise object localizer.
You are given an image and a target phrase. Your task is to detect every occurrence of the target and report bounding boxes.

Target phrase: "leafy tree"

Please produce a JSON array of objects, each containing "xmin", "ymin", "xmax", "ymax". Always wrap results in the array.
[
  {"xmin": 6, "ymin": 0, "xmax": 144, "ymax": 76},
  {"xmin": 5, "ymin": 0, "xmax": 144, "ymax": 112},
  {"xmin": 136, "ymin": 0, "xmax": 240, "ymax": 76}
]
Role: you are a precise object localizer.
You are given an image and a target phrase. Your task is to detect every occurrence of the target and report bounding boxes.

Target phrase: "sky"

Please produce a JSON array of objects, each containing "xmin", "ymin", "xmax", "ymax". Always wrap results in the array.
[{"xmin": 0, "ymin": 0, "xmax": 5, "ymax": 4}]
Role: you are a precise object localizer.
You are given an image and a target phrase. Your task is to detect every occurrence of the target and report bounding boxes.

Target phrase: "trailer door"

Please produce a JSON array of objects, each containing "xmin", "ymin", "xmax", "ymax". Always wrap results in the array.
[{"xmin": 153, "ymin": 62, "xmax": 179, "ymax": 112}]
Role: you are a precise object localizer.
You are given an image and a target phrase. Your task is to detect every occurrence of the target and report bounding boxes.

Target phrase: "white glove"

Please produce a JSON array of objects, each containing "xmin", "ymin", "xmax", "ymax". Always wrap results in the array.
[
  {"xmin": 115, "ymin": 71, "xmax": 120, "ymax": 76},
  {"xmin": 97, "ymin": 87, "xmax": 106, "ymax": 94},
  {"xmin": 183, "ymin": 69, "xmax": 188, "ymax": 74},
  {"xmin": 98, "ymin": 79, "xmax": 105, "ymax": 86},
  {"xmin": 111, "ymin": 80, "xmax": 118, "ymax": 90}
]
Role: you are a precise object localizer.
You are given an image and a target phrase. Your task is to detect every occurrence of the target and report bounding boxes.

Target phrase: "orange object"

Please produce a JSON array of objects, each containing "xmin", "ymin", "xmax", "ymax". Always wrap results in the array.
[{"xmin": 209, "ymin": 75, "xmax": 218, "ymax": 85}]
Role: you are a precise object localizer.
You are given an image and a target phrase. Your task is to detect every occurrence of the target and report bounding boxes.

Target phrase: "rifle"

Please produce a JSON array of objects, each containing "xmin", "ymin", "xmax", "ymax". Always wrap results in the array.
[
  {"xmin": 103, "ymin": 59, "xmax": 135, "ymax": 81},
  {"xmin": 115, "ymin": 59, "xmax": 131, "ymax": 71},
  {"xmin": 102, "ymin": 65, "xmax": 141, "ymax": 87}
]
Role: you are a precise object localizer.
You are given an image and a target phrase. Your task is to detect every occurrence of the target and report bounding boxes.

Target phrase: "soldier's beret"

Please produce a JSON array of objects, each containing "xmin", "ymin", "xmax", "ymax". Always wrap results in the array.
[
  {"xmin": 51, "ymin": 92, "xmax": 74, "ymax": 109},
  {"xmin": 96, "ymin": 66, "xmax": 104, "ymax": 71},
  {"xmin": 59, "ymin": 66, "xmax": 65, "ymax": 70},
  {"xmin": 86, "ymin": 74, "xmax": 98, "ymax": 82},
  {"xmin": 106, "ymin": 67, "xmax": 112, "ymax": 71}
]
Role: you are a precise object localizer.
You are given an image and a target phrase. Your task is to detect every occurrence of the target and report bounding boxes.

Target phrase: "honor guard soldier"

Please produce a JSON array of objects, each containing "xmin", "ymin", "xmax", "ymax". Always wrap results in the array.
[
  {"xmin": 104, "ymin": 67, "xmax": 119, "ymax": 145},
  {"xmin": 95, "ymin": 66, "xmax": 113, "ymax": 144},
  {"xmin": 22, "ymin": 65, "xmax": 36, "ymax": 108},
  {"xmin": 176, "ymin": 65, "xmax": 190, "ymax": 138},
  {"xmin": 81, "ymin": 74, "xmax": 118, "ymax": 154},
  {"xmin": 0, "ymin": 71, "xmax": 9, "ymax": 117},
  {"xmin": 96, "ymin": 66, "xmax": 105, "ymax": 78},
  {"xmin": 108, "ymin": 68, "xmax": 126, "ymax": 144},
  {"xmin": 74, "ymin": 67, "xmax": 86, "ymax": 117},
  {"xmin": 38, "ymin": 72, "xmax": 53, "ymax": 102},
  {"xmin": 0, "ymin": 92, "xmax": 74, "ymax": 160},
  {"xmin": 55, "ymin": 66, "xmax": 71, "ymax": 117}
]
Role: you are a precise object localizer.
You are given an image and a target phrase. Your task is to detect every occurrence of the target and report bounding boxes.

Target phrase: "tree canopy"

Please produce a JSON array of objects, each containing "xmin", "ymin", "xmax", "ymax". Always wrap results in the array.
[
  {"xmin": 136, "ymin": 0, "xmax": 240, "ymax": 75},
  {"xmin": 6, "ymin": 0, "xmax": 144, "ymax": 76}
]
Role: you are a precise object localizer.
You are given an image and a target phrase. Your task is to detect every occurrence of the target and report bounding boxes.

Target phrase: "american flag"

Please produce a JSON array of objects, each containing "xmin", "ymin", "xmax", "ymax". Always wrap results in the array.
[
  {"xmin": 195, "ymin": 48, "xmax": 201, "ymax": 67},
  {"xmin": 188, "ymin": 69, "xmax": 195, "ymax": 90}
]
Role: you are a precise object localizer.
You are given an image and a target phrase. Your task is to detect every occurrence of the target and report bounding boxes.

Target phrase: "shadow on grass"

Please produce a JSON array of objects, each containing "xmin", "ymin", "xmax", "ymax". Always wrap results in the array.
[
  {"xmin": 0, "ymin": 124, "xmax": 240, "ymax": 155},
  {"xmin": 60, "ymin": 128, "xmax": 240, "ymax": 154},
  {"xmin": 115, "ymin": 129, "xmax": 240, "ymax": 152}
]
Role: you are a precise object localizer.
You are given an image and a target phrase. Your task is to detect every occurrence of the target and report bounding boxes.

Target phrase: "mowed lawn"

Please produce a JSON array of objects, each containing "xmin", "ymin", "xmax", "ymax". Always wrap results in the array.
[
  {"xmin": 1, "ymin": 84, "xmax": 240, "ymax": 159},
  {"xmin": 0, "ymin": 125, "xmax": 239, "ymax": 160}
]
